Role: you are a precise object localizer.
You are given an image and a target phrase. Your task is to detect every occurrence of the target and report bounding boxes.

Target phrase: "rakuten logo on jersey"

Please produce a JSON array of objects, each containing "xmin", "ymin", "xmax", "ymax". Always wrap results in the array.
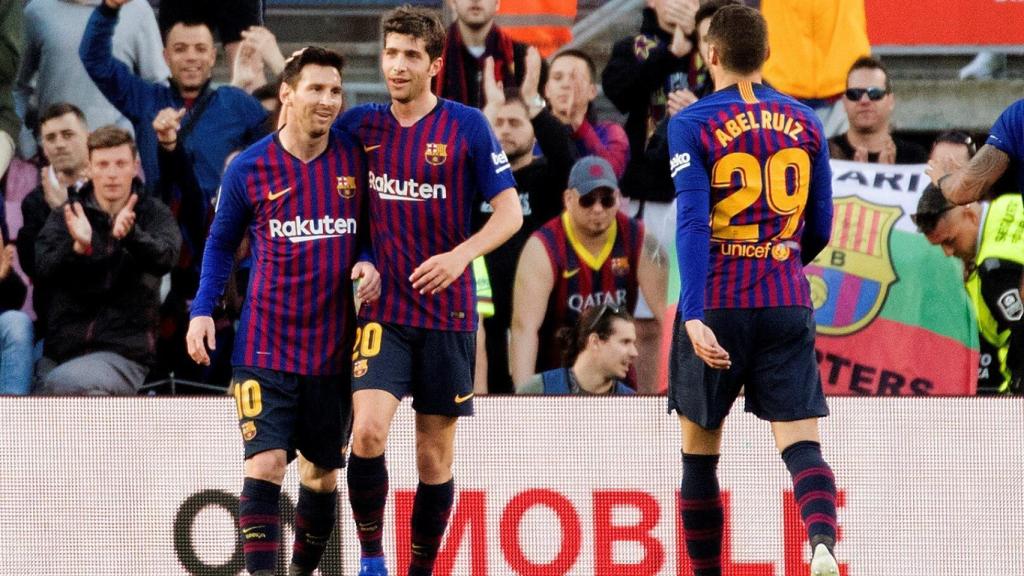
[
  {"xmin": 369, "ymin": 171, "xmax": 447, "ymax": 202},
  {"xmin": 268, "ymin": 216, "xmax": 357, "ymax": 243}
]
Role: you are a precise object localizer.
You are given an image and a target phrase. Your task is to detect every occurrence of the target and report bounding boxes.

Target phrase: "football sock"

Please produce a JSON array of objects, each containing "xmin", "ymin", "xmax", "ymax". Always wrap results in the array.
[
  {"xmin": 680, "ymin": 453, "xmax": 723, "ymax": 576},
  {"xmin": 240, "ymin": 477, "xmax": 282, "ymax": 575},
  {"xmin": 291, "ymin": 485, "xmax": 337, "ymax": 572},
  {"xmin": 348, "ymin": 453, "xmax": 389, "ymax": 558},
  {"xmin": 407, "ymin": 479, "xmax": 455, "ymax": 576},
  {"xmin": 782, "ymin": 440, "xmax": 838, "ymax": 552}
]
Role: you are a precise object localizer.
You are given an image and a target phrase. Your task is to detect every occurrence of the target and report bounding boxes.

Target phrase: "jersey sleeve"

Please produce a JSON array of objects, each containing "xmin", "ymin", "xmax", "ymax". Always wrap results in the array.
[
  {"xmin": 669, "ymin": 112, "xmax": 711, "ymax": 321},
  {"xmin": 333, "ymin": 106, "xmax": 368, "ymax": 144},
  {"xmin": 191, "ymin": 160, "xmax": 253, "ymax": 318},
  {"xmin": 986, "ymin": 99, "xmax": 1024, "ymax": 160},
  {"xmin": 802, "ymin": 120, "xmax": 834, "ymax": 265},
  {"xmin": 467, "ymin": 108, "xmax": 517, "ymax": 202}
]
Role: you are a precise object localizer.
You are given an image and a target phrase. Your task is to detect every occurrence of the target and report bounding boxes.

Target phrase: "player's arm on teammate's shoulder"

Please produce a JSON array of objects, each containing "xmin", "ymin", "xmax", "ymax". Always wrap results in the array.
[
  {"xmin": 801, "ymin": 137, "xmax": 835, "ymax": 265},
  {"xmin": 638, "ymin": 228, "xmax": 669, "ymax": 325},
  {"xmin": 978, "ymin": 258, "xmax": 1024, "ymax": 390},
  {"xmin": 509, "ymin": 236, "xmax": 555, "ymax": 389}
]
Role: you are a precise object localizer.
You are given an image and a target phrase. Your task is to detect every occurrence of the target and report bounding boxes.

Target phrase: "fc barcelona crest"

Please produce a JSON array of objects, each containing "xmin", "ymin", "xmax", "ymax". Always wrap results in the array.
[
  {"xmin": 241, "ymin": 421, "xmax": 257, "ymax": 441},
  {"xmin": 337, "ymin": 176, "xmax": 357, "ymax": 198},
  {"xmin": 353, "ymin": 359, "xmax": 368, "ymax": 378},
  {"xmin": 610, "ymin": 257, "xmax": 630, "ymax": 277},
  {"xmin": 425, "ymin": 143, "xmax": 447, "ymax": 166},
  {"xmin": 804, "ymin": 197, "xmax": 901, "ymax": 336}
]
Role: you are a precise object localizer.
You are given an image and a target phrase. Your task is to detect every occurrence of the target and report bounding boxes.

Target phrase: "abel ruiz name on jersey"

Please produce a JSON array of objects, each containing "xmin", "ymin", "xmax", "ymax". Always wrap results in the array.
[
  {"xmin": 269, "ymin": 216, "xmax": 357, "ymax": 243},
  {"xmin": 369, "ymin": 171, "xmax": 447, "ymax": 201}
]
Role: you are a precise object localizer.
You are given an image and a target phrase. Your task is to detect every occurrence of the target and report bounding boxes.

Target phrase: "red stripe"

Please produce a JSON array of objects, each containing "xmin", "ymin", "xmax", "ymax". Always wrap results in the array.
[
  {"xmin": 680, "ymin": 497, "xmax": 722, "ymax": 510},
  {"xmin": 804, "ymin": 512, "xmax": 838, "ymax": 528},
  {"xmin": 831, "ymin": 273, "xmax": 862, "ymax": 327},
  {"xmin": 793, "ymin": 466, "xmax": 835, "ymax": 485},
  {"xmin": 797, "ymin": 490, "xmax": 836, "ymax": 507},
  {"xmin": 692, "ymin": 556, "xmax": 723, "ymax": 569},
  {"xmin": 243, "ymin": 542, "xmax": 279, "ymax": 552},
  {"xmin": 684, "ymin": 527, "xmax": 723, "ymax": 539},
  {"xmin": 866, "ymin": 207, "xmax": 881, "ymax": 256},
  {"xmin": 240, "ymin": 514, "xmax": 279, "ymax": 525}
]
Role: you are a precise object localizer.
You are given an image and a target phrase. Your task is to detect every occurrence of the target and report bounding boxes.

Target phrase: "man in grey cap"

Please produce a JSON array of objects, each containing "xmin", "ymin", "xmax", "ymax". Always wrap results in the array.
[
  {"xmin": 913, "ymin": 184, "xmax": 1024, "ymax": 394},
  {"xmin": 509, "ymin": 155, "xmax": 668, "ymax": 391}
]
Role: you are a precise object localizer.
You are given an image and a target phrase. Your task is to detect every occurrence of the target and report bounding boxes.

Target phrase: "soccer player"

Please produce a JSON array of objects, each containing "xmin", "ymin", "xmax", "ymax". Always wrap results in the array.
[
  {"xmin": 185, "ymin": 47, "xmax": 379, "ymax": 576},
  {"xmin": 667, "ymin": 6, "xmax": 838, "ymax": 576},
  {"xmin": 334, "ymin": 7, "xmax": 522, "ymax": 576}
]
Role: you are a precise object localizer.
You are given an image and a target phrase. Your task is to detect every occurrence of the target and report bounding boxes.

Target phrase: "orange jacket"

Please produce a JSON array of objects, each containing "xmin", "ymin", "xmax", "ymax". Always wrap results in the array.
[
  {"xmin": 496, "ymin": 0, "xmax": 575, "ymax": 57},
  {"xmin": 762, "ymin": 0, "xmax": 871, "ymax": 99}
]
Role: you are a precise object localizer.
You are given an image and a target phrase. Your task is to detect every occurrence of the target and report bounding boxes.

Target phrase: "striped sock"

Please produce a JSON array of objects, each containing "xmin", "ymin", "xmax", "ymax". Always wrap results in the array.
[
  {"xmin": 291, "ymin": 485, "xmax": 337, "ymax": 573},
  {"xmin": 348, "ymin": 453, "xmax": 389, "ymax": 558},
  {"xmin": 782, "ymin": 441, "xmax": 838, "ymax": 551},
  {"xmin": 239, "ymin": 477, "xmax": 281, "ymax": 575},
  {"xmin": 680, "ymin": 453, "xmax": 723, "ymax": 576},
  {"xmin": 408, "ymin": 479, "xmax": 454, "ymax": 576}
]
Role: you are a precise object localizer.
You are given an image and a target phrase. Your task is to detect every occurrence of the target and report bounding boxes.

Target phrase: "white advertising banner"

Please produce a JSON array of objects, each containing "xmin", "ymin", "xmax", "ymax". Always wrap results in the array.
[{"xmin": 1, "ymin": 397, "xmax": 1021, "ymax": 575}]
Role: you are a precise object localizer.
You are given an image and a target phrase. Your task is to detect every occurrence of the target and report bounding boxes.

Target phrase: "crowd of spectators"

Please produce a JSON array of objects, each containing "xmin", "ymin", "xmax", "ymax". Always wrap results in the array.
[{"xmin": 0, "ymin": 0, "xmax": 1017, "ymax": 396}]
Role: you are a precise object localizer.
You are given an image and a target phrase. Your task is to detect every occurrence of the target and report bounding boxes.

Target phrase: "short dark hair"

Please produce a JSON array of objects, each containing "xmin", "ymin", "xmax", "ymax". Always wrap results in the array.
[
  {"xmin": 39, "ymin": 102, "xmax": 86, "ymax": 128},
  {"xmin": 848, "ymin": 56, "xmax": 893, "ymax": 93},
  {"xmin": 933, "ymin": 130, "xmax": 977, "ymax": 159},
  {"xmin": 381, "ymin": 5, "xmax": 446, "ymax": 61},
  {"xmin": 252, "ymin": 79, "xmax": 283, "ymax": 102},
  {"xmin": 280, "ymin": 46, "xmax": 346, "ymax": 88},
  {"xmin": 705, "ymin": 5, "xmax": 768, "ymax": 75},
  {"xmin": 558, "ymin": 303, "xmax": 634, "ymax": 367},
  {"xmin": 912, "ymin": 183, "xmax": 955, "ymax": 235},
  {"xmin": 695, "ymin": 0, "xmax": 741, "ymax": 29},
  {"xmin": 161, "ymin": 19, "xmax": 213, "ymax": 45},
  {"xmin": 87, "ymin": 125, "xmax": 136, "ymax": 158},
  {"xmin": 550, "ymin": 49, "xmax": 597, "ymax": 83},
  {"xmin": 501, "ymin": 86, "xmax": 529, "ymax": 115}
]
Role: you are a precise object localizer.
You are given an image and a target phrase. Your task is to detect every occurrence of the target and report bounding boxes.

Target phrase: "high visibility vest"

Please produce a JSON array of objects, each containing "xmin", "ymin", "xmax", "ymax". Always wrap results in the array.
[{"xmin": 495, "ymin": 0, "xmax": 575, "ymax": 57}]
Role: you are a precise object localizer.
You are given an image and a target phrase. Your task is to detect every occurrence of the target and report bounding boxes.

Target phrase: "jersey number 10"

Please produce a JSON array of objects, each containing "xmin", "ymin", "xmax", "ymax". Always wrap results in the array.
[{"xmin": 710, "ymin": 148, "xmax": 810, "ymax": 242}]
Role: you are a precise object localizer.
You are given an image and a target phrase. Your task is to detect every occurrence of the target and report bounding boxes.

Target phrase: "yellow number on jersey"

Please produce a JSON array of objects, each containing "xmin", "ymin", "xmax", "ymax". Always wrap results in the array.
[
  {"xmin": 710, "ymin": 148, "xmax": 811, "ymax": 242},
  {"xmin": 352, "ymin": 322, "xmax": 383, "ymax": 360},
  {"xmin": 233, "ymin": 379, "xmax": 263, "ymax": 419}
]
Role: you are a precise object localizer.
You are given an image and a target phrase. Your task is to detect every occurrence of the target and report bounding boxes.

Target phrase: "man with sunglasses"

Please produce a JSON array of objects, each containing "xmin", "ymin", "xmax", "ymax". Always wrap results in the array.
[
  {"xmin": 828, "ymin": 57, "xmax": 926, "ymax": 164},
  {"xmin": 667, "ymin": 6, "xmax": 839, "ymax": 575},
  {"xmin": 913, "ymin": 184, "xmax": 1023, "ymax": 395},
  {"xmin": 510, "ymin": 155, "xmax": 668, "ymax": 390}
]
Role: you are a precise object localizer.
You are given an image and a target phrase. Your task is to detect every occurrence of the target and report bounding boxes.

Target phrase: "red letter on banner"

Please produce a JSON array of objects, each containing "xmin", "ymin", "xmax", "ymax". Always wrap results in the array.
[
  {"xmin": 593, "ymin": 491, "xmax": 664, "ymax": 575},
  {"xmin": 675, "ymin": 491, "xmax": 775, "ymax": 576},
  {"xmin": 783, "ymin": 490, "xmax": 847, "ymax": 576},
  {"xmin": 500, "ymin": 489, "xmax": 582, "ymax": 575},
  {"xmin": 394, "ymin": 490, "xmax": 488, "ymax": 576}
]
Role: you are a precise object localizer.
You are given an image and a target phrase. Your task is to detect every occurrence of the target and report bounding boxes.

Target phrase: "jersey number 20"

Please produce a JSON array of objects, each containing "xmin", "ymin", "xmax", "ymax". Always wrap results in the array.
[{"xmin": 710, "ymin": 148, "xmax": 810, "ymax": 242}]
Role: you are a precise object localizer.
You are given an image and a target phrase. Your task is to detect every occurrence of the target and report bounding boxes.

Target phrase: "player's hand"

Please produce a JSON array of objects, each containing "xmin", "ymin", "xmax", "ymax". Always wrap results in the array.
[
  {"xmin": 352, "ymin": 260, "xmax": 381, "ymax": 304},
  {"xmin": 410, "ymin": 249, "xmax": 471, "ymax": 295},
  {"xmin": 684, "ymin": 319, "xmax": 731, "ymax": 370},
  {"xmin": 186, "ymin": 316, "xmax": 216, "ymax": 366},
  {"xmin": 667, "ymin": 89, "xmax": 698, "ymax": 116},
  {"xmin": 926, "ymin": 155, "xmax": 962, "ymax": 186},
  {"xmin": 111, "ymin": 193, "xmax": 138, "ymax": 240},
  {"xmin": 63, "ymin": 201, "xmax": 93, "ymax": 254}
]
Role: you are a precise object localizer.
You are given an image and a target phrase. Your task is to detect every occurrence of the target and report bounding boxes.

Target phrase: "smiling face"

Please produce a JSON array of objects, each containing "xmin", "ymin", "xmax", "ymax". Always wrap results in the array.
[
  {"xmin": 164, "ymin": 23, "xmax": 216, "ymax": 96},
  {"xmin": 281, "ymin": 64, "xmax": 343, "ymax": 138},
  {"xmin": 381, "ymin": 32, "xmax": 442, "ymax": 104},
  {"xmin": 590, "ymin": 318, "xmax": 639, "ymax": 380}
]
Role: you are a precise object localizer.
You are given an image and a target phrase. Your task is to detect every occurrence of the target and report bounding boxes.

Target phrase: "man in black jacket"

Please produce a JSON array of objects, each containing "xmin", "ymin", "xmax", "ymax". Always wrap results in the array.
[{"xmin": 35, "ymin": 126, "xmax": 181, "ymax": 395}]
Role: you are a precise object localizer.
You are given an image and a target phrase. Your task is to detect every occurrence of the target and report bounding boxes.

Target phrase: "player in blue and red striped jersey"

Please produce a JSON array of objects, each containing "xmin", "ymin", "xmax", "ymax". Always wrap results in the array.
[
  {"xmin": 185, "ymin": 47, "xmax": 380, "ymax": 576},
  {"xmin": 667, "ymin": 6, "xmax": 838, "ymax": 576},
  {"xmin": 333, "ymin": 7, "xmax": 522, "ymax": 576}
]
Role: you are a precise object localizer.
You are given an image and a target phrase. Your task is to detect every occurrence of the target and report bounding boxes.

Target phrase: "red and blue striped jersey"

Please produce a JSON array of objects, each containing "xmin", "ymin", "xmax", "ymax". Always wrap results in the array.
[
  {"xmin": 669, "ymin": 81, "xmax": 833, "ymax": 320},
  {"xmin": 533, "ymin": 211, "xmax": 644, "ymax": 372},
  {"xmin": 192, "ymin": 130, "xmax": 368, "ymax": 375},
  {"xmin": 336, "ymin": 99, "xmax": 517, "ymax": 331}
]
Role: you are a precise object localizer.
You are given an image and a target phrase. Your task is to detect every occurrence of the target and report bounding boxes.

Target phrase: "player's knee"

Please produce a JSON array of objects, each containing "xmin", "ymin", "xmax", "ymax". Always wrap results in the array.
[
  {"xmin": 415, "ymin": 444, "xmax": 453, "ymax": 483},
  {"xmin": 298, "ymin": 457, "xmax": 338, "ymax": 492},
  {"xmin": 351, "ymin": 418, "xmax": 389, "ymax": 457},
  {"xmin": 245, "ymin": 450, "xmax": 288, "ymax": 484}
]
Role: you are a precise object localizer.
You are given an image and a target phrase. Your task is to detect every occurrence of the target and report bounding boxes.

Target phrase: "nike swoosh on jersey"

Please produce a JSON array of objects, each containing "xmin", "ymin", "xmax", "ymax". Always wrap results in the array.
[
  {"xmin": 267, "ymin": 186, "xmax": 291, "ymax": 201},
  {"xmin": 562, "ymin": 268, "xmax": 580, "ymax": 279},
  {"xmin": 363, "ymin": 144, "xmax": 382, "ymax": 152},
  {"xmin": 454, "ymin": 393, "xmax": 474, "ymax": 404}
]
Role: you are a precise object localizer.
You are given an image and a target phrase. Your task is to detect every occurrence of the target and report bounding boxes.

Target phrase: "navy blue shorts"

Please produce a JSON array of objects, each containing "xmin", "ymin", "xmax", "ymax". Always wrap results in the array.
[
  {"xmin": 231, "ymin": 366, "xmax": 351, "ymax": 469},
  {"xmin": 668, "ymin": 307, "xmax": 829, "ymax": 429},
  {"xmin": 351, "ymin": 320, "xmax": 475, "ymax": 417}
]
